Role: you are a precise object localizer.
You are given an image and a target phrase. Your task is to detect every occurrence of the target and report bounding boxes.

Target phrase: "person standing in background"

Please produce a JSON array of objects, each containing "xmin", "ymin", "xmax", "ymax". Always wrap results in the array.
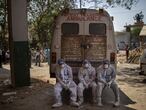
[{"xmin": 35, "ymin": 48, "xmax": 41, "ymax": 67}]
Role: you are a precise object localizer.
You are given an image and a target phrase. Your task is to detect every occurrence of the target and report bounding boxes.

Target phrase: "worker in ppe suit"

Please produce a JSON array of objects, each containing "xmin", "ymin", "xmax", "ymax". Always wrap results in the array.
[
  {"xmin": 52, "ymin": 59, "xmax": 79, "ymax": 108},
  {"xmin": 96, "ymin": 59, "xmax": 120, "ymax": 107},
  {"xmin": 77, "ymin": 60, "xmax": 97, "ymax": 105}
]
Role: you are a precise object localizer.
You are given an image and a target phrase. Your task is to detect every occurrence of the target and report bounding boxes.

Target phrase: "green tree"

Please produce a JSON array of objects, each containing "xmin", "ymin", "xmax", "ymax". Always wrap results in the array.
[
  {"xmin": 131, "ymin": 27, "xmax": 142, "ymax": 37},
  {"xmin": 133, "ymin": 11, "xmax": 144, "ymax": 23},
  {"xmin": 131, "ymin": 27, "xmax": 142, "ymax": 47},
  {"xmin": 27, "ymin": 0, "xmax": 76, "ymax": 48},
  {"xmin": 0, "ymin": 0, "xmax": 8, "ymax": 49}
]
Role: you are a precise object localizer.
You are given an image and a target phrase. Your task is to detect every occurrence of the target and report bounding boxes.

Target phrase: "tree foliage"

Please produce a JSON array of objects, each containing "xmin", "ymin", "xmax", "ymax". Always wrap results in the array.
[
  {"xmin": 106, "ymin": 0, "xmax": 138, "ymax": 9},
  {"xmin": 131, "ymin": 27, "xmax": 142, "ymax": 37},
  {"xmin": 133, "ymin": 11, "xmax": 144, "ymax": 23},
  {"xmin": 0, "ymin": 0, "xmax": 7, "ymax": 49},
  {"xmin": 130, "ymin": 27, "xmax": 142, "ymax": 47},
  {"xmin": 0, "ymin": 0, "xmax": 5, "ymax": 26},
  {"xmin": 28, "ymin": 0, "xmax": 76, "ymax": 48},
  {"xmin": 76, "ymin": 0, "xmax": 138, "ymax": 9}
]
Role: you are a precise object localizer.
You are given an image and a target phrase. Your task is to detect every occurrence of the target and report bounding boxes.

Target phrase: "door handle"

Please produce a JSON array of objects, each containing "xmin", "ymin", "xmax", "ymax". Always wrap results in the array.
[
  {"xmin": 85, "ymin": 44, "xmax": 92, "ymax": 49},
  {"xmin": 80, "ymin": 43, "xmax": 84, "ymax": 48},
  {"xmin": 80, "ymin": 44, "xmax": 92, "ymax": 49}
]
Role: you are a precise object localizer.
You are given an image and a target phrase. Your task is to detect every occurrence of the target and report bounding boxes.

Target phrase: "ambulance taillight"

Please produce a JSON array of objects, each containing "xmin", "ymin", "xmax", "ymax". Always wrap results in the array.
[
  {"xmin": 110, "ymin": 52, "xmax": 116, "ymax": 63},
  {"xmin": 51, "ymin": 52, "xmax": 56, "ymax": 64}
]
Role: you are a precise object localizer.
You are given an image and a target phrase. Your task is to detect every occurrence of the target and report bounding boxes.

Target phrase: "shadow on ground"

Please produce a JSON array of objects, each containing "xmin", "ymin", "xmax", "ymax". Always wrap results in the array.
[
  {"xmin": 0, "ymin": 77, "xmax": 54, "ymax": 110},
  {"xmin": 48, "ymin": 87, "xmax": 136, "ymax": 110},
  {"xmin": 0, "ymin": 77, "xmax": 137, "ymax": 110},
  {"xmin": 0, "ymin": 67, "xmax": 137, "ymax": 110}
]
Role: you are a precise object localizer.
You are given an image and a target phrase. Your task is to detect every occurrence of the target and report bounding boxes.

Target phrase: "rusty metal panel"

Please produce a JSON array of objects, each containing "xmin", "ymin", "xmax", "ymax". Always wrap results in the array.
[
  {"xmin": 85, "ymin": 36, "xmax": 106, "ymax": 61},
  {"xmin": 61, "ymin": 35, "xmax": 106, "ymax": 67},
  {"xmin": 61, "ymin": 36, "xmax": 82, "ymax": 61}
]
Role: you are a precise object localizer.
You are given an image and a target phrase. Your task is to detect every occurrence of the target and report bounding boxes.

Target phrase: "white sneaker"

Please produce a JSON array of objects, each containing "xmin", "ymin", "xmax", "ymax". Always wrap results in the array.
[
  {"xmin": 52, "ymin": 102, "xmax": 63, "ymax": 108},
  {"xmin": 77, "ymin": 100, "xmax": 83, "ymax": 106},
  {"xmin": 114, "ymin": 101, "xmax": 120, "ymax": 107},
  {"xmin": 93, "ymin": 99, "xmax": 97, "ymax": 104},
  {"xmin": 97, "ymin": 98, "xmax": 103, "ymax": 107},
  {"xmin": 70, "ymin": 101, "xmax": 79, "ymax": 107},
  {"xmin": 97, "ymin": 102, "xmax": 103, "ymax": 107}
]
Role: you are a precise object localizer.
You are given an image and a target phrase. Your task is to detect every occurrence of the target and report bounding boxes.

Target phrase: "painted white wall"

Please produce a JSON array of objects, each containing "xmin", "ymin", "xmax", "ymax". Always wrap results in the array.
[
  {"xmin": 11, "ymin": 0, "xmax": 28, "ymax": 41},
  {"xmin": 115, "ymin": 32, "xmax": 130, "ymax": 50}
]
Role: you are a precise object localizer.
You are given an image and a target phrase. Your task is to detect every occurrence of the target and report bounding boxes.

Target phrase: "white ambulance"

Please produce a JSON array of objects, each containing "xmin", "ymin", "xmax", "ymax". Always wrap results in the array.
[{"xmin": 50, "ymin": 8, "xmax": 117, "ymax": 79}]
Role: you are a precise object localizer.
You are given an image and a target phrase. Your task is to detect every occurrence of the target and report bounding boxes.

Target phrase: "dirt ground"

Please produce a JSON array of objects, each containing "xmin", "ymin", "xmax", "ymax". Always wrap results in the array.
[{"xmin": 0, "ymin": 55, "xmax": 146, "ymax": 110}]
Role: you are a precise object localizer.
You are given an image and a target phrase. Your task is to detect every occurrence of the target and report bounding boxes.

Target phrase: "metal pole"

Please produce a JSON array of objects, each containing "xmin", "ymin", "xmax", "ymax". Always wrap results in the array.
[{"xmin": 80, "ymin": 0, "xmax": 82, "ymax": 9}]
